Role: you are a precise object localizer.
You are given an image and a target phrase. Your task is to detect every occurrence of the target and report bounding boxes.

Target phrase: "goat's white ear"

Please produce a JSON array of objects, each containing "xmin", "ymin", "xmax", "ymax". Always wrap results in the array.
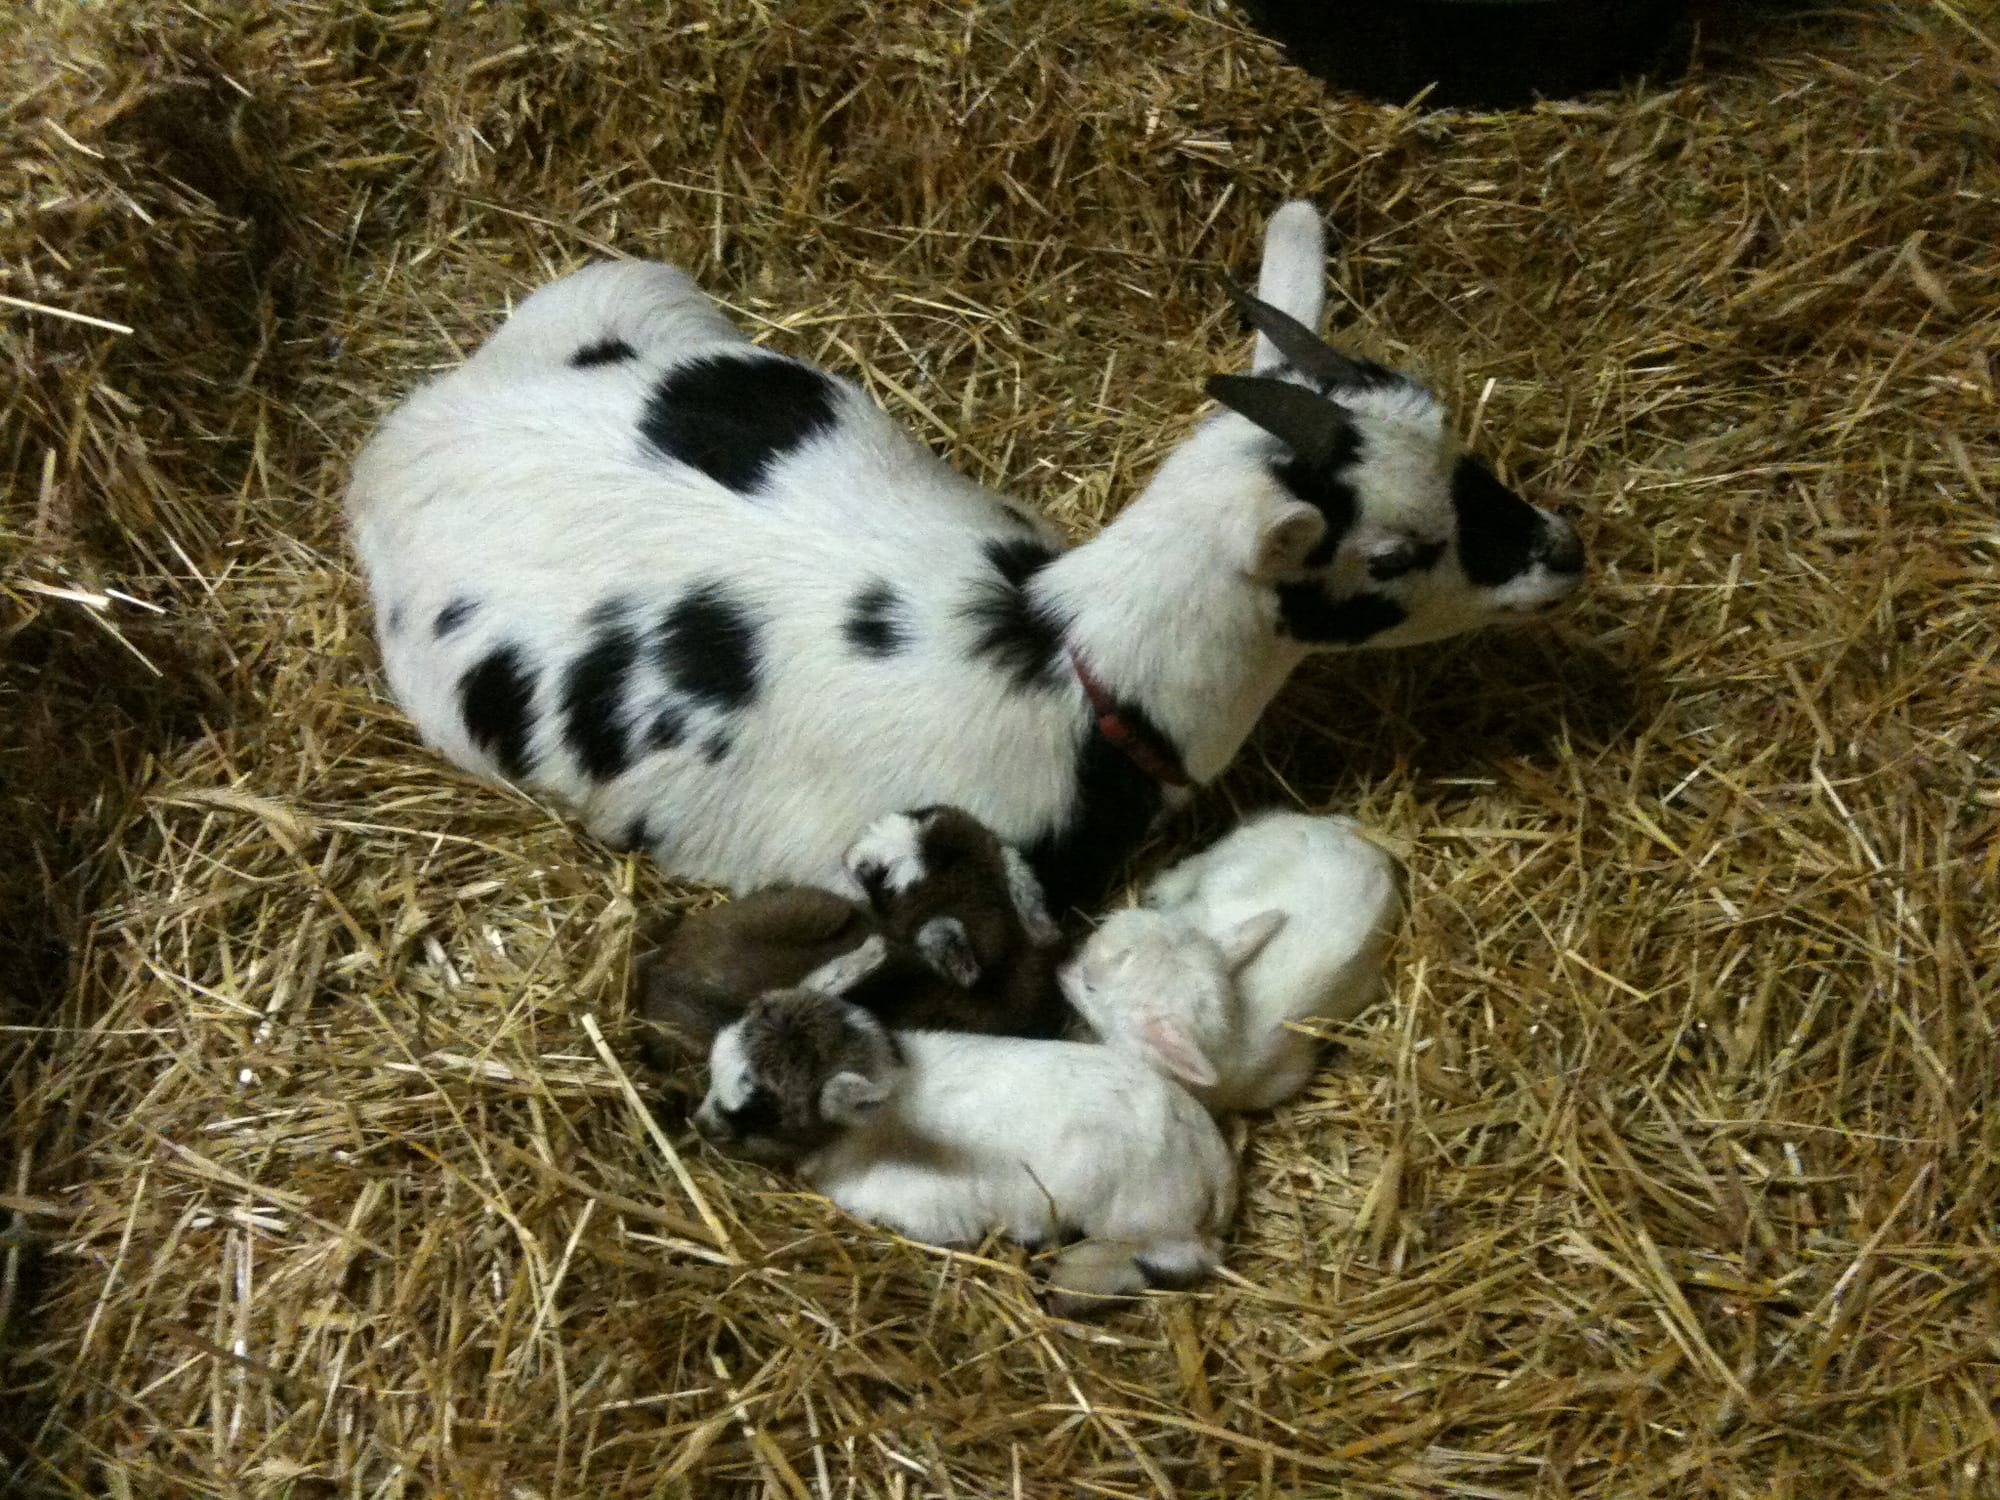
[
  {"xmin": 1252, "ymin": 200, "xmax": 1328, "ymax": 373},
  {"xmin": 1220, "ymin": 910, "xmax": 1286, "ymax": 973},
  {"xmin": 1252, "ymin": 501, "xmax": 1326, "ymax": 581},
  {"xmin": 1139, "ymin": 1015, "xmax": 1219, "ymax": 1089},
  {"xmin": 820, "ymin": 1069, "xmax": 891, "ymax": 1125}
]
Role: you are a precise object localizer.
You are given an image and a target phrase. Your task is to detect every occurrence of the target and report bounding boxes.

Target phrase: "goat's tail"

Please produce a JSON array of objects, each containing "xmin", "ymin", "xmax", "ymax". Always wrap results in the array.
[
  {"xmin": 465, "ymin": 259, "xmax": 747, "ymax": 382},
  {"xmin": 1042, "ymin": 1236, "xmax": 1219, "ymax": 1318}
]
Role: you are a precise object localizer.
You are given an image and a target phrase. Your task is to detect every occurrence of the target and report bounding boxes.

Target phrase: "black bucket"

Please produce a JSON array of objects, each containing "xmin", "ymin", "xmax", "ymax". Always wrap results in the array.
[{"xmin": 1237, "ymin": 0, "xmax": 1695, "ymax": 110}]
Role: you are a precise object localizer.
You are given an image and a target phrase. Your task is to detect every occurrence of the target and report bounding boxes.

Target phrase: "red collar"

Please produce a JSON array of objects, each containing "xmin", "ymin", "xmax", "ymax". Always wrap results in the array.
[{"xmin": 1068, "ymin": 651, "xmax": 1191, "ymax": 789}]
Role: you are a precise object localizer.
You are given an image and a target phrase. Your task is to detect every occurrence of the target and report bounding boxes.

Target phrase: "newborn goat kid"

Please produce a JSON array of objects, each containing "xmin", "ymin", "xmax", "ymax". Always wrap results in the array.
[
  {"xmin": 696, "ymin": 987, "xmax": 1234, "ymax": 1314},
  {"xmin": 635, "ymin": 806, "xmax": 1066, "ymax": 1065},
  {"xmin": 843, "ymin": 804, "xmax": 1068, "ymax": 1036},
  {"xmin": 1063, "ymin": 811, "xmax": 1404, "ymax": 1114}
]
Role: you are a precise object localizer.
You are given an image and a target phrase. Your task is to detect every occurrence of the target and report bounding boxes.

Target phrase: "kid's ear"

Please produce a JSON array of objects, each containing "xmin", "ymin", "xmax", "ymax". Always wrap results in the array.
[
  {"xmin": 1139, "ymin": 1014, "xmax": 1219, "ymax": 1090},
  {"xmin": 1000, "ymin": 846, "xmax": 1062, "ymax": 947},
  {"xmin": 915, "ymin": 916, "xmax": 982, "ymax": 988},
  {"xmin": 1220, "ymin": 910, "xmax": 1286, "ymax": 973},
  {"xmin": 820, "ymin": 1069, "xmax": 891, "ymax": 1126}
]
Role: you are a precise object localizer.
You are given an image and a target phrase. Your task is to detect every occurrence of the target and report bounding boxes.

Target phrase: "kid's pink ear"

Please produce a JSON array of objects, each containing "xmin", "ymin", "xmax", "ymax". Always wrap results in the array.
[{"xmin": 1140, "ymin": 1015, "xmax": 1218, "ymax": 1089}]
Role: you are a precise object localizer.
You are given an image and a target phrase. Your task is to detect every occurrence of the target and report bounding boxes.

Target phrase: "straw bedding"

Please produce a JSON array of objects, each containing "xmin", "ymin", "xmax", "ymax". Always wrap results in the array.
[{"xmin": 4, "ymin": 1, "xmax": 1997, "ymax": 1494}]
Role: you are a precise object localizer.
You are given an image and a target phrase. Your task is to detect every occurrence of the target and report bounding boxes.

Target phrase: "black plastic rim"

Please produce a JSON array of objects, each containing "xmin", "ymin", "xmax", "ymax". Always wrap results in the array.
[{"xmin": 1238, "ymin": 0, "xmax": 1694, "ymax": 111}]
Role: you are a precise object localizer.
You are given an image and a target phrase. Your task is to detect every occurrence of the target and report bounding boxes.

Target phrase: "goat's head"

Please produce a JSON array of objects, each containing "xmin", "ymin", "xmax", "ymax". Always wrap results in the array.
[
  {"xmin": 845, "ymin": 805, "xmax": 1062, "ymax": 977},
  {"xmin": 1059, "ymin": 905, "xmax": 1283, "ymax": 1091},
  {"xmin": 1173, "ymin": 200, "xmax": 1585, "ymax": 651},
  {"xmin": 695, "ymin": 989, "xmax": 903, "ymax": 1165}
]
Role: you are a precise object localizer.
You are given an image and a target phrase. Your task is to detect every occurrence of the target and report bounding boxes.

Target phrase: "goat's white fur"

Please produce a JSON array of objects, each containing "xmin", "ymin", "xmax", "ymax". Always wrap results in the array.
[
  {"xmin": 699, "ymin": 1012, "xmax": 1235, "ymax": 1309},
  {"xmin": 1064, "ymin": 811, "xmax": 1404, "ymax": 1114}
]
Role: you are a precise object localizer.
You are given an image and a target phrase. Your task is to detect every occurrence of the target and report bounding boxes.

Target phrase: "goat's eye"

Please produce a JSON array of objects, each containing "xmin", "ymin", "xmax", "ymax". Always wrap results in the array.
[{"xmin": 1367, "ymin": 537, "xmax": 1446, "ymax": 581}]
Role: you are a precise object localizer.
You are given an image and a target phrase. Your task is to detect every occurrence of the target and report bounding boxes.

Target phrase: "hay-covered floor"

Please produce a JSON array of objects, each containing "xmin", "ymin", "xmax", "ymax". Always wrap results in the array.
[{"xmin": 5, "ymin": 1, "xmax": 1998, "ymax": 1494}]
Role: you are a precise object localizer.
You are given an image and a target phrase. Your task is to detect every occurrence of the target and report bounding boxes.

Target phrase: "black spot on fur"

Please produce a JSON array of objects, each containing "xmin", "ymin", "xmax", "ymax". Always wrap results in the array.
[
  {"xmin": 561, "ymin": 606, "xmax": 641, "ymax": 780},
  {"xmin": 654, "ymin": 582, "xmax": 763, "ymax": 712},
  {"xmin": 1025, "ymin": 726, "xmax": 1166, "ymax": 914},
  {"xmin": 646, "ymin": 706, "xmax": 688, "ymax": 752},
  {"xmin": 986, "ymin": 537, "xmax": 1058, "ymax": 589},
  {"xmin": 1451, "ymin": 457, "xmax": 1543, "ymax": 586},
  {"xmin": 703, "ymin": 733, "xmax": 732, "ymax": 765},
  {"xmin": 433, "ymin": 597, "xmax": 477, "ymax": 638},
  {"xmin": 1271, "ymin": 416, "xmax": 1362, "ymax": 568},
  {"xmin": 638, "ymin": 352, "xmax": 841, "ymax": 492},
  {"xmin": 1275, "ymin": 586, "xmax": 1409, "ymax": 645},
  {"xmin": 619, "ymin": 817, "xmax": 651, "ymax": 853},
  {"xmin": 843, "ymin": 581, "xmax": 906, "ymax": 657},
  {"xmin": 385, "ymin": 604, "xmax": 405, "ymax": 635},
  {"xmin": 459, "ymin": 644, "xmax": 539, "ymax": 781},
  {"xmin": 963, "ymin": 537, "xmax": 1064, "ymax": 690},
  {"xmin": 571, "ymin": 337, "xmax": 637, "ymax": 368}
]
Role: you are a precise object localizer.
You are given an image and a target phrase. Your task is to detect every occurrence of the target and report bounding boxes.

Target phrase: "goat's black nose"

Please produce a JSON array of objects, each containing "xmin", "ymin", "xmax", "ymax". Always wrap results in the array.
[{"xmin": 1538, "ymin": 515, "xmax": 1585, "ymax": 575}]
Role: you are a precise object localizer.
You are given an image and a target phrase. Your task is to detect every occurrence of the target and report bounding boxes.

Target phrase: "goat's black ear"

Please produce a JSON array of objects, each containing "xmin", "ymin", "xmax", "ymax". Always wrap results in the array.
[
  {"xmin": 1223, "ymin": 279, "xmax": 1374, "ymax": 390},
  {"xmin": 1206, "ymin": 374, "xmax": 1351, "ymax": 467}
]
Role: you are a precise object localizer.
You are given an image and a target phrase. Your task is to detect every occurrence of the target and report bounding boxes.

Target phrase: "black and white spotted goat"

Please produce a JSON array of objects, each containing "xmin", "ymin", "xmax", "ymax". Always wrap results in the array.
[{"xmin": 346, "ymin": 201, "xmax": 1584, "ymax": 909}]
